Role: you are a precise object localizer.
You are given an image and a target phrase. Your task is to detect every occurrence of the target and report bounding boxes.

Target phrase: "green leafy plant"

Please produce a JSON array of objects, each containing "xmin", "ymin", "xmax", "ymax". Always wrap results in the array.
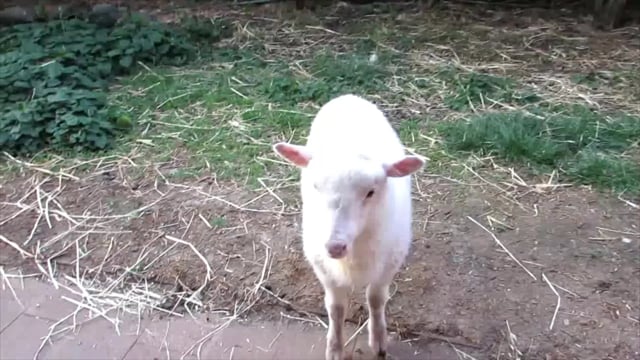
[{"xmin": 0, "ymin": 14, "xmax": 233, "ymax": 155}]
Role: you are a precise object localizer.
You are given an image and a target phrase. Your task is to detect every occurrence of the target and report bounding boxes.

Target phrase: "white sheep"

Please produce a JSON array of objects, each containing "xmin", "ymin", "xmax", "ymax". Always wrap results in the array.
[{"xmin": 273, "ymin": 94, "xmax": 424, "ymax": 360}]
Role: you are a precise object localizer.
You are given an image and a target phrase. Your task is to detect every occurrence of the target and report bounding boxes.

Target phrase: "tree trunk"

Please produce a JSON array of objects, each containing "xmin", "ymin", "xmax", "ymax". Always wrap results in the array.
[{"xmin": 593, "ymin": 0, "xmax": 627, "ymax": 30}]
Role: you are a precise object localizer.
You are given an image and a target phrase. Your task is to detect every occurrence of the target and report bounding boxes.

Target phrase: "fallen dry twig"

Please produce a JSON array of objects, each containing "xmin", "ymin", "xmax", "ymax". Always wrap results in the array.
[
  {"xmin": 541, "ymin": 273, "xmax": 561, "ymax": 331},
  {"xmin": 467, "ymin": 216, "xmax": 537, "ymax": 281}
]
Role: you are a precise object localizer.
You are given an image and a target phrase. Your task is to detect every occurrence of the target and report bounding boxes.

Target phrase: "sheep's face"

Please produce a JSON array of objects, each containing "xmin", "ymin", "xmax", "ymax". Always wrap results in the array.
[
  {"xmin": 273, "ymin": 142, "xmax": 424, "ymax": 259},
  {"xmin": 304, "ymin": 154, "xmax": 387, "ymax": 259}
]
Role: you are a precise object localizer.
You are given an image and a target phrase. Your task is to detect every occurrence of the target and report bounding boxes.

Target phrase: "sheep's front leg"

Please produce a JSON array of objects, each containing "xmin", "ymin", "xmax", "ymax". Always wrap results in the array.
[
  {"xmin": 324, "ymin": 286, "xmax": 349, "ymax": 360},
  {"xmin": 366, "ymin": 283, "xmax": 390, "ymax": 358}
]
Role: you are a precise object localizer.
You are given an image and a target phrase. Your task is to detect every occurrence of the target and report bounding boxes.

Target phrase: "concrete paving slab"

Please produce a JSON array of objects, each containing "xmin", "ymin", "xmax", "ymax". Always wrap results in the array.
[
  {"xmin": 38, "ymin": 310, "xmax": 143, "ymax": 360},
  {"xmin": 1, "ymin": 278, "xmax": 448, "ymax": 360},
  {"xmin": 1, "ymin": 277, "xmax": 80, "ymax": 322},
  {"xmin": 0, "ymin": 284, "xmax": 23, "ymax": 332},
  {"xmin": 23, "ymin": 285, "xmax": 82, "ymax": 322},
  {"xmin": 0, "ymin": 314, "xmax": 53, "ymax": 360},
  {"xmin": 201, "ymin": 321, "xmax": 327, "ymax": 360},
  {"xmin": 199, "ymin": 321, "xmax": 433, "ymax": 360},
  {"xmin": 124, "ymin": 314, "xmax": 227, "ymax": 360}
]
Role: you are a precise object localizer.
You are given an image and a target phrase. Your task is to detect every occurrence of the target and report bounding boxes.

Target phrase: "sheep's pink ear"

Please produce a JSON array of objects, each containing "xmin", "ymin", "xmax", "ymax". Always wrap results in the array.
[
  {"xmin": 384, "ymin": 156, "xmax": 425, "ymax": 177},
  {"xmin": 273, "ymin": 142, "xmax": 312, "ymax": 168}
]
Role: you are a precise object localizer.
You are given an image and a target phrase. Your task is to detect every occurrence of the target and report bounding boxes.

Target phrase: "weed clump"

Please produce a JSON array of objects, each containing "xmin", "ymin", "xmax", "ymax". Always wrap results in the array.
[{"xmin": 0, "ymin": 14, "xmax": 232, "ymax": 155}]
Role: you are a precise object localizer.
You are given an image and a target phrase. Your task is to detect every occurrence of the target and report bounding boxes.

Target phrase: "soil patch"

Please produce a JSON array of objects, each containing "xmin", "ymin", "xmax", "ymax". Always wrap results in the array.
[{"xmin": 1, "ymin": 168, "xmax": 638, "ymax": 359}]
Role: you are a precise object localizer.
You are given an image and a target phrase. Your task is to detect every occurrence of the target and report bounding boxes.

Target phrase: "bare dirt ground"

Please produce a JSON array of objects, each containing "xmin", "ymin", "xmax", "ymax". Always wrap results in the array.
[
  {"xmin": 2, "ymin": 162, "xmax": 638, "ymax": 359},
  {"xmin": 1, "ymin": 1, "xmax": 640, "ymax": 359}
]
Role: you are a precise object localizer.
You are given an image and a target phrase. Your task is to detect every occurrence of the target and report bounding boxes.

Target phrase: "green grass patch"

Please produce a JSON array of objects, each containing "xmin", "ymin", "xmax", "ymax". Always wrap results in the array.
[
  {"xmin": 571, "ymin": 70, "xmax": 640, "ymax": 102},
  {"xmin": 180, "ymin": 106, "xmax": 310, "ymax": 181},
  {"xmin": 122, "ymin": 47, "xmax": 394, "ymax": 108},
  {"xmin": 439, "ymin": 69, "xmax": 541, "ymax": 111},
  {"xmin": 108, "ymin": 61, "xmax": 311, "ymax": 182},
  {"xmin": 565, "ymin": 150, "xmax": 640, "ymax": 192},
  {"xmin": 260, "ymin": 51, "xmax": 395, "ymax": 105},
  {"xmin": 350, "ymin": 24, "xmax": 418, "ymax": 52},
  {"xmin": 438, "ymin": 104, "xmax": 640, "ymax": 194},
  {"xmin": 101, "ymin": 46, "xmax": 399, "ymax": 183}
]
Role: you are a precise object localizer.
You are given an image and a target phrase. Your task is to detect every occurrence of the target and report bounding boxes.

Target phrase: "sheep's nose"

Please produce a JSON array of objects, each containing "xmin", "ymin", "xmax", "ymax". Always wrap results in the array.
[{"xmin": 326, "ymin": 242, "xmax": 347, "ymax": 259}]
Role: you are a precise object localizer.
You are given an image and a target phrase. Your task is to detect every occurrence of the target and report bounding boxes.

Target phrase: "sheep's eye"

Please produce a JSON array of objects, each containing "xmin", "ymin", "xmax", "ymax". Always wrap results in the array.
[{"xmin": 365, "ymin": 190, "xmax": 375, "ymax": 199}]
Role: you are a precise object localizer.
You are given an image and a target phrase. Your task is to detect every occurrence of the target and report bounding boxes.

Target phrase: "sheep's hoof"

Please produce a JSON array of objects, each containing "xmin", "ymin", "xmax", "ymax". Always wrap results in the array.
[{"xmin": 376, "ymin": 350, "xmax": 387, "ymax": 359}]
